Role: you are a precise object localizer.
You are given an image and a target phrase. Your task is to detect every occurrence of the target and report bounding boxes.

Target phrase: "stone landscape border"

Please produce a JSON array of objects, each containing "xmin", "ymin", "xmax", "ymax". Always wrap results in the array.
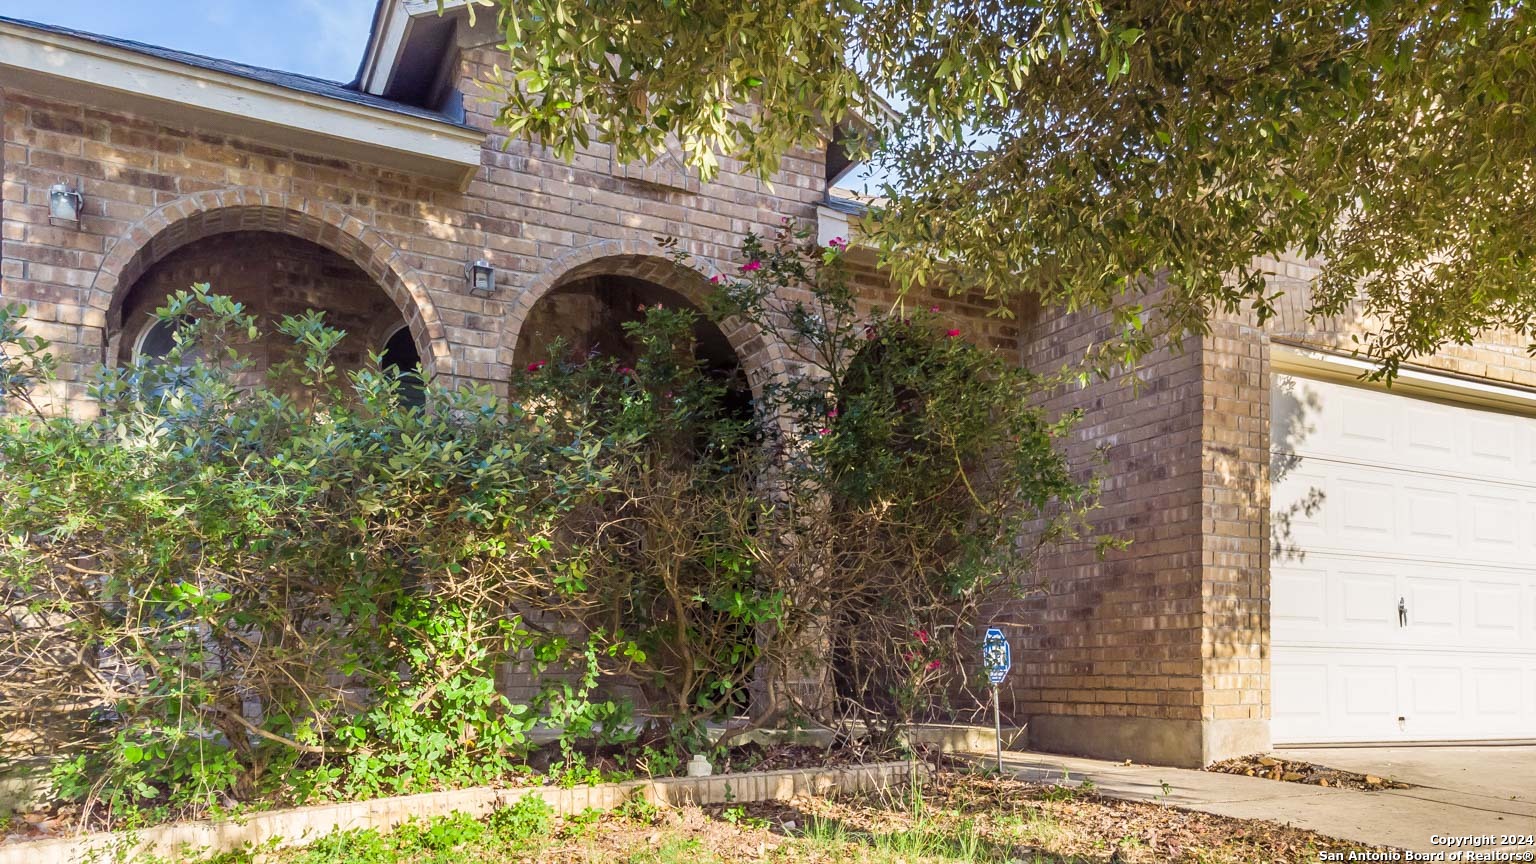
[{"xmin": 0, "ymin": 761, "xmax": 926, "ymax": 864}]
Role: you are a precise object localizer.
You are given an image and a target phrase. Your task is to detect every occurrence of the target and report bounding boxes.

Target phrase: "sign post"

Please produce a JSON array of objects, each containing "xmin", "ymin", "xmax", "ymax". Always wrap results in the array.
[{"xmin": 981, "ymin": 627, "xmax": 1011, "ymax": 774}]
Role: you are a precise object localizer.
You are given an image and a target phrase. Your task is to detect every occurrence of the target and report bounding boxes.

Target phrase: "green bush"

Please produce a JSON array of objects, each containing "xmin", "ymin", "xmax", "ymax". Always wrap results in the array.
[
  {"xmin": 704, "ymin": 223, "xmax": 1113, "ymax": 738},
  {"xmin": 0, "ymin": 288, "xmax": 614, "ymax": 817},
  {"xmin": 0, "ymin": 226, "xmax": 1104, "ymax": 821}
]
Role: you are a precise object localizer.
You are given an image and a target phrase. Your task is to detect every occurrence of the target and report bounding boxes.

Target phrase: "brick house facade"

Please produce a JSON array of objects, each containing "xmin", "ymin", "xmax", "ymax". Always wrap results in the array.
[{"xmin": 4, "ymin": 6, "xmax": 1532, "ymax": 767}]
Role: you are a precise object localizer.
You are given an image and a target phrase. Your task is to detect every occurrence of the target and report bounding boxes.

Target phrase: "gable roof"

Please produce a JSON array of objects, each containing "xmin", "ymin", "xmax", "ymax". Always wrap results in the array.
[
  {"xmin": 0, "ymin": 13, "xmax": 463, "ymax": 126},
  {"xmin": 0, "ymin": 14, "xmax": 484, "ymax": 187}
]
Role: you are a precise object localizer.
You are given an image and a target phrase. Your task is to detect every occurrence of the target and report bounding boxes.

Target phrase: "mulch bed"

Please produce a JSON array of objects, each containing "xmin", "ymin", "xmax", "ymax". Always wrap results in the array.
[{"xmin": 1206, "ymin": 753, "xmax": 1412, "ymax": 790}]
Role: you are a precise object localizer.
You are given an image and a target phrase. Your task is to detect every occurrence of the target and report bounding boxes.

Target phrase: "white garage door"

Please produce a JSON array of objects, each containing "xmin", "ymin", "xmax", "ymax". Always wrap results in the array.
[{"xmin": 1271, "ymin": 372, "xmax": 1536, "ymax": 744}]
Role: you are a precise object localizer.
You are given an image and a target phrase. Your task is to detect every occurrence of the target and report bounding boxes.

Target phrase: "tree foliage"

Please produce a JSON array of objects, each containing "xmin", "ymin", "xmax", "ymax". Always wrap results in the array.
[{"xmin": 485, "ymin": 0, "xmax": 1536, "ymax": 375}]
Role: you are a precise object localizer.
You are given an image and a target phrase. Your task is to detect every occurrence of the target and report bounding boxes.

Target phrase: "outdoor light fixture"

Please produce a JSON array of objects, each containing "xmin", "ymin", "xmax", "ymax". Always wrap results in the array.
[
  {"xmin": 464, "ymin": 259, "xmax": 496, "ymax": 296},
  {"xmin": 48, "ymin": 181, "xmax": 83, "ymax": 226}
]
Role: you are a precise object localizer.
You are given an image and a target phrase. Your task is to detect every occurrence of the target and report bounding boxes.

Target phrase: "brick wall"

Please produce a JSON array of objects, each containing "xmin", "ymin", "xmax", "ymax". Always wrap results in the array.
[
  {"xmin": 1262, "ymin": 251, "xmax": 1536, "ymax": 386},
  {"xmin": 1197, "ymin": 315, "xmax": 1270, "ymax": 757},
  {"xmin": 1010, "ymin": 252, "xmax": 1536, "ymax": 767},
  {"xmin": 0, "ymin": 43, "xmax": 840, "ymax": 416},
  {"xmin": 1009, "ymin": 296, "xmax": 1218, "ymax": 765}
]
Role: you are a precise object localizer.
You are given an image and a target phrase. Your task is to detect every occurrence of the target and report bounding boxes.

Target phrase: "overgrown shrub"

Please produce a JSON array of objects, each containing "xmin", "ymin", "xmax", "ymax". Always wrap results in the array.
[
  {"xmin": 0, "ymin": 289, "xmax": 617, "ymax": 820},
  {"xmin": 0, "ymin": 226, "xmax": 1105, "ymax": 822},
  {"xmin": 702, "ymin": 224, "xmax": 1113, "ymax": 740}
]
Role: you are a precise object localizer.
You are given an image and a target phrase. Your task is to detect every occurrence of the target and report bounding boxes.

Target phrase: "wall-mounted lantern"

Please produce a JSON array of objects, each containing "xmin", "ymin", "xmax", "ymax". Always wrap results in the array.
[
  {"xmin": 48, "ymin": 182, "xmax": 83, "ymax": 226},
  {"xmin": 465, "ymin": 259, "xmax": 496, "ymax": 296}
]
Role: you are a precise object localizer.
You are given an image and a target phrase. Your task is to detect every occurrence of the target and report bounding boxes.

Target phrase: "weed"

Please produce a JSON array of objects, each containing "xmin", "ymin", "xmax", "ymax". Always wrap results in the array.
[
  {"xmin": 486, "ymin": 795, "xmax": 553, "ymax": 846},
  {"xmin": 627, "ymin": 744, "xmax": 682, "ymax": 779},
  {"xmin": 392, "ymin": 811, "xmax": 486, "ymax": 853},
  {"xmin": 717, "ymin": 805, "xmax": 769, "ymax": 830},
  {"xmin": 628, "ymin": 836, "xmax": 721, "ymax": 864},
  {"xmin": 548, "ymin": 752, "xmax": 609, "ymax": 788},
  {"xmin": 616, "ymin": 795, "xmax": 662, "ymax": 824},
  {"xmin": 291, "ymin": 826, "xmax": 391, "ymax": 864},
  {"xmin": 1039, "ymin": 783, "xmax": 1080, "ymax": 803}
]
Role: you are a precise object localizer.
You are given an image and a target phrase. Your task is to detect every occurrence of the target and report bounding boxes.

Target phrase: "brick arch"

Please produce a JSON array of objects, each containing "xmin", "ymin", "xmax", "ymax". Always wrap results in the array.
[
  {"xmin": 89, "ymin": 192, "xmax": 452, "ymax": 378},
  {"xmin": 507, "ymin": 239, "xmax": 788, "ymax": 398}
]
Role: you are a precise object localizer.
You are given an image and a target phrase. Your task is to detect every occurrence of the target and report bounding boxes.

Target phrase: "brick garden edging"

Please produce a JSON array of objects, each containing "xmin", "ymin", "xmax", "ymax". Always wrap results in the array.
[{"xmin": 0, "ymin": 761, "xmax": 926, "ymax": 864}]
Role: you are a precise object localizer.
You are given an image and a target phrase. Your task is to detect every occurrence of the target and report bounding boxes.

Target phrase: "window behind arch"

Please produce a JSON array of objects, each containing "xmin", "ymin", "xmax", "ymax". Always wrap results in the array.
[
  {"xmin": 134, "ymin": 316, "xmax": 200, "ymax": 366},
  {"xmin": 380, "ymin": 325, "xmax": 425, "ymax": 407}
]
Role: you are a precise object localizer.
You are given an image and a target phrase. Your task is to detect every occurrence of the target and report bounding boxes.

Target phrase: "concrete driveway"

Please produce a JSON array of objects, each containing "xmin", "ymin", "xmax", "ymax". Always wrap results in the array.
[
  {"xmin": 992, "ymin": 745, "xmax": 1536, "ymax": 854},
  {"xmin": 1282, "ymin": 744, "xmax": 1534, "ymax": 803},
  {"xmin": 1280, "ymin": 745, "xmax": 1535, "ymax": 851}
]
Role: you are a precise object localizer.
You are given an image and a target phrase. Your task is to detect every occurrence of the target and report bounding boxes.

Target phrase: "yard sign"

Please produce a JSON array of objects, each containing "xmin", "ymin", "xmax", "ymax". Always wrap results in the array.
[
  {"xmin": 982, "ymin": 626, "xmax": 1011, "ymax": 772},
  {"xmin": 982, "ymin": 627, "xmax": 1011, "ymax": 685}
]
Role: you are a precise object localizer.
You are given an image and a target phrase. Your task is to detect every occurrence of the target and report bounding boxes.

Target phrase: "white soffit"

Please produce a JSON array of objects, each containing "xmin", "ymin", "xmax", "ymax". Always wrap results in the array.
[
  {"xmin": 359, "ymin": 1, "xmax": 412, "ymax": 95},
  {"xmin": 816, "ymin": 205, "xmax": 855, "ymax": 248},
  {"xmin": 1272, "ymin": 342, "xmax": 1536, "ymax": 417},
  {"xmin": 0, "ymin": 20, "xmax": 483, "ymax": 187}
]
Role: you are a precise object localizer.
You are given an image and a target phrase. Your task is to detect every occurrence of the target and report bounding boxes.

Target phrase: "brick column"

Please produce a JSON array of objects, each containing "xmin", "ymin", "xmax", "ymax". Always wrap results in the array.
[{"xmin": 1011, "ymin": 302, "xmax": 1272, "ymax": 767}]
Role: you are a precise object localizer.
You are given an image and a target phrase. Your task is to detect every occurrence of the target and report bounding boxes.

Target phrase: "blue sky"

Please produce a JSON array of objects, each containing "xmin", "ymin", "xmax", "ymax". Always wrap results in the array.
[{"xmin": 0, "ymin": 0, "xmax": 377, "ymax": 82}]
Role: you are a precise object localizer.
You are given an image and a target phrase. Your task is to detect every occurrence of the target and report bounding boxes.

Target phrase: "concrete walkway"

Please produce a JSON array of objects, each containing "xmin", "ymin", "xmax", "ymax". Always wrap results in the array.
[{"xmin": 988, "ymin": 749, "xmax": 1536, "ymax": 854}]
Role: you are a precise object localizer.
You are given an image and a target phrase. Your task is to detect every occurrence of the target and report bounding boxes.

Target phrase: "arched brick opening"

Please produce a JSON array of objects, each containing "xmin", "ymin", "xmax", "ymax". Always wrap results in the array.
[
  {"xmin": 508, "ymin": 240, "xmax": 787, "ymax": 400},
  {"xmin": 89, "ymin": 195, "xmax": 451, "ymax": 379}
]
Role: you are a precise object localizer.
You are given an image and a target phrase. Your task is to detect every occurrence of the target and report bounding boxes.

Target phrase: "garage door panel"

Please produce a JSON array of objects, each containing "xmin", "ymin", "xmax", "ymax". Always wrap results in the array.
[
  {"xmin": 1402, "ymin": 575, "xmax": 1460, "ymax": 644},
  {"xmin": 1405, "ymin": 406, "xmax": 1457, "ymax": 456},
  {"xmin": 1336, "ymin": 478, "xmax": 1397, "ymax": 541},
  {"xmin": 1338, "ymin": 570, "xmax": 1398, "ymax": 636},
  {"xmin": 1524, "ymin": 579, "xmax": 1536, "ymax": 641},
  {"xmin": 1276, "ymin": 463, "xmax": 1536, "ymax": 568},
  {"xmin": 1469, "ymin": 416, "xmax": 1519, "ymax": 468},
  {"xmin": 1468, "ymin": 580, "xmax": 1523, "ymax": 646},
  {"xmin": 1272, "ymin": 373, "xmax": 1536, "ymax": 744},
  {"xmin": 1468, "ymin": 493, "xmax": 1520, "ymax": 548},
  {"xmin": 1340, "ymin": 663, "xmax": 1398, "ymax": 720},
  {"xmin": 1275, "ymin": 375, "xmax": 1536, "ymax": 483},
  {"xmin": 1470, "ymin": 665, "xmax": 1524, "ymax": 731},
  {"xmin": 1404, "ymin": 485, "xmax": 1459, "ymax": 547},
  {"xmin": 1271, "ymin": 469, "xmax": 1329, "ymax": 547},
  {"xmin": 1527, "ymin": 668, "xmax": 1536, "ymax": 720},
  {"xmin": 1271, "ymin": 659, "xmax": 1330, "ymax": 743},
  {"xmin": 1271, "ymin": 565, "xmax": 1327, "ymax": 638},
  {"xmin": 1339, "ymin": 394, "xmax": 1394, "ymax": 447},
  {"xmin": 1403, "ymin": 665, "xmax": 1464, "ymax": 738}
]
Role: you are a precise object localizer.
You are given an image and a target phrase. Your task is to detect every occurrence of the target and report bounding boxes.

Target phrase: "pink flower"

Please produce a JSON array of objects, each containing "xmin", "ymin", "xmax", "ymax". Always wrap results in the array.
[
  {"xmin": 916, "ymin": 629, "xmax": 930, "ymax": 645},
  {"xmin": 710, "ymin": 274, "xmax": 723, "ymax": 284},
  {"xmin": 945, "ymin": 328, "xmax": 961, "ymax": 338},
  {"xmin": 526, "ymin": 360, "xmax": 546, "ymax": 372},
  {"xmin": 617, "ymin": 366, "xmax": 633, "ymax": 375},
  {"xmin": 817, "ymin": 427, "xmax": 831, "ymax": 436},
  {"xmin": 902, "ymin": 651, "xmax": 915, "ymax": 663},
  {"xmin": 741, "ymin": 260, "xmax": 762, "ymax": 272},
  {"xmin": 828, "ymin": 236, "xmax": 848, "ymax": 251},
  {"xmin": 826, "ymin": 407, "xmax": 839, "ymax": 418},
  {"xmin": 929, "ymin": 305, "xmax": 941, "ymax": 313},
  {"xmin": 926, "ymin": 659, "xmax": 942, "ymax": 671}
]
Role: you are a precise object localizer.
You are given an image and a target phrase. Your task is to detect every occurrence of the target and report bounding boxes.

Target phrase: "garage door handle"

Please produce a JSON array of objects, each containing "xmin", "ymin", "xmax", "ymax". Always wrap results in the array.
[{"xmin": 1398, "ymin": 597, "xmax": 1407, "ymax": 627}]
